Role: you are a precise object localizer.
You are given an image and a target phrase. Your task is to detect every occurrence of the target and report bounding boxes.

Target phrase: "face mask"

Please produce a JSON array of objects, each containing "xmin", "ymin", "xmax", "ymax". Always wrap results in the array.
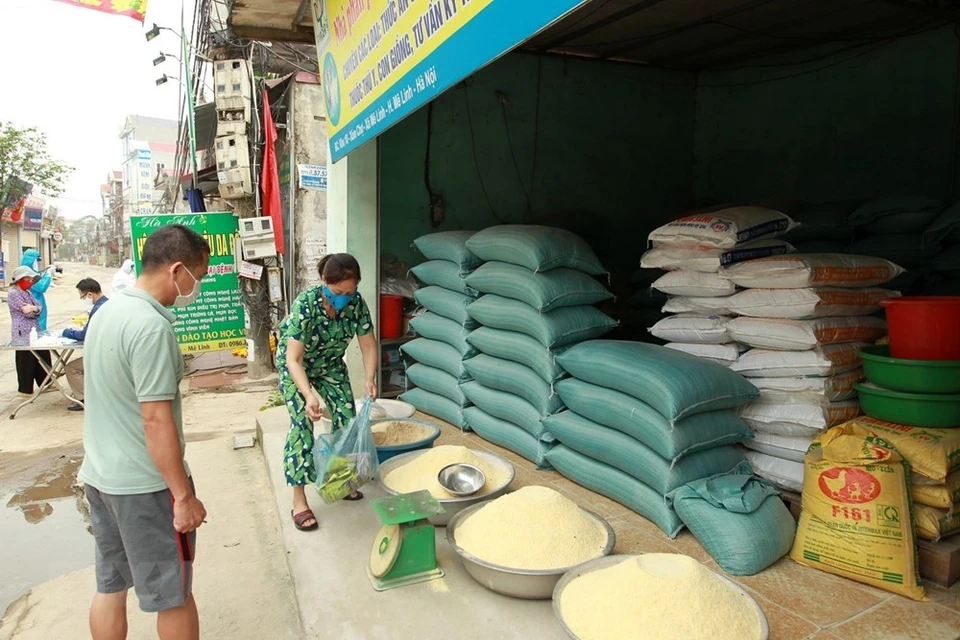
[
  {"xmin": 17, "ymin": 279, "xmax": 33, "ymax": 291},
  {"xmin": 322, "ymin": 285, "xmax": 355, "ymax": 312},
  {"xmin": 33, "ymin": 262, "xmax": 40, "ymax": 271},
  {"xmin": 82, "ymin": 297, "xmax": 93, "ymax": 310},
  {"xmin": 174, "ymin": 267, "xmax": 202, "ymax": 308}
]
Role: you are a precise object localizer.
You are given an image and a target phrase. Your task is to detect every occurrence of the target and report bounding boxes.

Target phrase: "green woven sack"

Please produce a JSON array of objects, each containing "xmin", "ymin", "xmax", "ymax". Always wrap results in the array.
[
  {"xmin": 461, "ymin": 381, "xmax": 549, "ymax": 439},
  {"xmin": 413, "ymin": 231, "xmax": 482, "ymax": 270},
  {"xmin": 466, "ymin": 295, "xmax": 617, "ymax": 348},
  {"xmin": 463, "ymin": 354, "xmax": 563, "ymax": 415},
  {"xmin": 546, "ymin": 445, "xmax": 683, "ymax": 538},
  {"xmin": 414, "ymin": 286, "xmax": 478, "ymax": 327},
  {"xmin": 847, "ymin": 234, "xmax": 941, "ymax": 268},
  {"xmin": 400, "ymin": 338, "xmax": 471, "ymax": 381},
  {"xmin": 400, "ymin": 388, "xmax": 468, "ymax": 429},
  {"xmin": 543, "ymin": 411, "xmax": 747, "ymax": 494},
  {"xmin": 405, "ymin": 363, "xmax": 469, "ymax": 406},
  {"xmin": 465, "ymin": 225, "xmax": 607, "ymax": 275},
  {"xmin": 465, "ymin": 327, "xmax": 564, "ymax": 383},
  {"xmin": 849, "ymin": 196, "xmax": 942, "ymax": 234},
  {"xmin": 555, "ymin": 341, "xmax": 759, "ymax": 422},
  {"xmin": 463, "ymin": 407, "xmax": 553, "ymax": 467},
  {"xmin": 924, "ymin": 201, "xmax": 960, "ymax": 246},
  {"xmin": 669, "ymin": 471, "xmax": 796, "ymax": 576},
  {"xmin": 464, "ymin": 262, "xmax": 612, "ymax": 312},
  {"xmin": 409, "ymin": 313, "xmax": 477, "ymax": 357},
  {"xmin": 409, "ymin": 260, "xmax": 478, "ymax": 296},
  {"xmin": 555, "ymin": 379, "xmax": 753, "ymax": 461}
]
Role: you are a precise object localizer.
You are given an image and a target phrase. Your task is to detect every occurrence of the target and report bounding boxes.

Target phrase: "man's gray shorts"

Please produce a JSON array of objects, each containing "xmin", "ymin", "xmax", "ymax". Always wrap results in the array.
[{"xmin": 85, "ymin": 482, "xmax": 197, "ymax": 613}]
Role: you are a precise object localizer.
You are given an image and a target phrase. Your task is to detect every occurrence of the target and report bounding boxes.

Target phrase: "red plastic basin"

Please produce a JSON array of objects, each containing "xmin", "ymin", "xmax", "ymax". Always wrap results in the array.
[
  {"xmin": 881, "ymin": 296, "xmax": 960, "ymax": 361},
  {"xmin": 379, "ymin": 294, "xmax": 404, "ymax": 340}
]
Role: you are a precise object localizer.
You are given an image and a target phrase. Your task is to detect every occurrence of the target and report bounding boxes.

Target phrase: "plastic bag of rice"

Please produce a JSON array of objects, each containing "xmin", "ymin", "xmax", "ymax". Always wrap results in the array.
[
  {"xmin": 726, "ymin": 287, "xmax": 900, "ymax": 319},
  {"xmin": 651, "ymin": 271, "xmax": 737, "ymax": 297},
  {"xmin": 914, "ymin": 503, "xmax": 960, "ymax": 542},
  {"xmin": 731, "ymin": 343, "xmax": 869, "ymax": 377},
  {"xmin": 743, "ymin": 432, "xmax": 814, "ymax": 463},
  {"xmin": 649, "ymin": 314, "xmax": 732, "ymax": 344},
  {"xmin": 912, "ymin": 471, "xmax": 960, "ymax": 510},
  {"xmin": 738, "ymin": 399, "xmax": 861, "ymax": 437},
  {"xmin": 727, "ymin": 317, "xmax": 887, "ymax": 351},
  {"xmin": 718, "ymin": 253, "xmax": 904, "ymax": 289},
  {"xmin": 749, "ymin": 369, "xmax": 862, "ymax": 402},
  {"xmin": 648, "ymin": 206, "xmax": 796, "ymax": 249},
  {"xmin": 641, "ymin": 238, "xmax": 794, "ymax": 273},
  {"xmin": 662, "ymin": 295, "xmax": 732, "ymax": 315},
  {"xmin": 664, "ymin": 342, "xmax": 746, "ymax": 367},
  {"xmin": 840, "ymin": 416, "xmax": 960, "ymax": 482}
]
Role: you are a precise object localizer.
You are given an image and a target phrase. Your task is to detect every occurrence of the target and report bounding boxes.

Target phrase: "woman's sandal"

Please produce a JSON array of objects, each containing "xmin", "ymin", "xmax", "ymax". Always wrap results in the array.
[
  {"xmin": 291, "ymin": 509, "xmax": 319, "ymax": 531},
  {"xmin": 343, "ymin": 491, "xmax": 364, "ymax": 501}
]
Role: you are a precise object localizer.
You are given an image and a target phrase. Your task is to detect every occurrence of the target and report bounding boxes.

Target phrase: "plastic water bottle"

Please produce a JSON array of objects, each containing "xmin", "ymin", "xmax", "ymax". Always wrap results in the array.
[{"xmin": 28, "ymin": 328, "xmax": 38, "ymax": 346}]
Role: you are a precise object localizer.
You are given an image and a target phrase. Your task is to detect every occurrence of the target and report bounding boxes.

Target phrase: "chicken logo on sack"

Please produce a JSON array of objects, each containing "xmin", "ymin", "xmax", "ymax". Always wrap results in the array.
[{"xmin": 818, "ymin": 468, "xmax": 881, "ymax": 504}]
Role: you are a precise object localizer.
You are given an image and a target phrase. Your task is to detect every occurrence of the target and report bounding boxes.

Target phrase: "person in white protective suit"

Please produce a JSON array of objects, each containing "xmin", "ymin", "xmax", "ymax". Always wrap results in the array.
[{"xmin": 111, "ymin": 259, "xmax": 136, "ymax": 295}]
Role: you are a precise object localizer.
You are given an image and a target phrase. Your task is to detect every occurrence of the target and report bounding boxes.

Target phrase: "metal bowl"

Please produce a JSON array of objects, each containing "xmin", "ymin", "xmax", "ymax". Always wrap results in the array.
[
  {"xmin": 376, "ymin": 449, "xmax": 515, "ymax": 526},
  {"xmin": 551, "ymin": 555, "xmax": 769, "ymax": 640},
  {"xmin": 445, "ymin": 503, "xmax": 616, "ymax": 600},
  {"xmin": 438, "ymin": 463, "xmax": 486, "ymax": 496}
]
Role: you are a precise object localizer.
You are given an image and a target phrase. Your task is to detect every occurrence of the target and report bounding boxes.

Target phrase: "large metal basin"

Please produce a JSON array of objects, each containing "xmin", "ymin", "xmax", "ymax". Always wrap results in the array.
[
  {"xmin": 446, "ymin": 502, "xmax": 615, "ymax": 600},
  {"xmin": 551, "ymin": 555, "xmax": 769, "ymax": 639},
  {"xmin": 376, "ymin": 449, "xmax": 514, "ymax": 526}
]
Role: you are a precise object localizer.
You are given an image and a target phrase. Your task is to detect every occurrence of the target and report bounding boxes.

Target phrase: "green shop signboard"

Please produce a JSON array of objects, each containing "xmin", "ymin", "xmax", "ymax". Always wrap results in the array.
[{"xmin": 131, "ymin": 213, "xmax": 246, "ymax": 354}]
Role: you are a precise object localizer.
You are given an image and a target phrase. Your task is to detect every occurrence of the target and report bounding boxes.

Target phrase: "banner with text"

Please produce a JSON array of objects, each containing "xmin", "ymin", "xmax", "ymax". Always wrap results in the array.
[
  {"xmin": 131, "ymin": 213, "xmax": 246, "ymax": 354},
  {"xmin": 52, "ymin": 0, "xmax": 148, "ymax": 22},
  {"xmin": 315, "ymin": 0, "xmax": 586, "ymax": 162}
]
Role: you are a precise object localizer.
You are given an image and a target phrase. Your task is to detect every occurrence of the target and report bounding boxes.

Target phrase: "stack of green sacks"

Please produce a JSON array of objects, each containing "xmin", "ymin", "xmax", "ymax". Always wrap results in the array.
[
  {"xmin": 544, "ymin": 340, "xmax": 758, "ymax": 538},
  {"xmin": 459, "ymin": 225, "xmax": 618, "ymax": 466},
  {"xmin": 400, "ymin": 231, "xmax": 483, "ymax": 429}
]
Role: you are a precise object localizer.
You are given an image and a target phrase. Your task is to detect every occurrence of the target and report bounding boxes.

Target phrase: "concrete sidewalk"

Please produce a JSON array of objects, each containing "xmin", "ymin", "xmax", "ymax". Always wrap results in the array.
[{"xmin": 256, "ymin": 407, "xmax": 567, "ymax": 640}]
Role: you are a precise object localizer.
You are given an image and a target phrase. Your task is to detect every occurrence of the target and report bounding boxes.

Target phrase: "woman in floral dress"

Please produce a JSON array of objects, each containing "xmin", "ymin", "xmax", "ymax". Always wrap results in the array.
[{"xmin": 7, "ymin": 266, "xmax": 52, "ymax": 395}]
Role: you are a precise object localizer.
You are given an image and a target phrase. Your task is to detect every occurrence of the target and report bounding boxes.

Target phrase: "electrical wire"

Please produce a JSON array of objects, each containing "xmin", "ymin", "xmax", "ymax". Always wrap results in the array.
[
  {"xmin": 498, "ymin": 95, "xmax": 532, "ymax": 214},
  {"xmin": 461, "ymin": 81, "xmax": 505, "ymax": 223}
]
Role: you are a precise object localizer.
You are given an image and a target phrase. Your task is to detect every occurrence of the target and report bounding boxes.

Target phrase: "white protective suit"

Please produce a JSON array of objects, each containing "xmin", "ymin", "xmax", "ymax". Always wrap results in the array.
[{"xmin": 111, "ymin": 259, "xmax": 136, "ymax": 295}]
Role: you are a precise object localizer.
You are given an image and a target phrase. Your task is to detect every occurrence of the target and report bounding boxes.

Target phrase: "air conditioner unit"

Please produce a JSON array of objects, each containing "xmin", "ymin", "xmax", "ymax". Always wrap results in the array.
[{"xmin": 238, "ymin": 216, "xmax": 276, "ymax": 260}]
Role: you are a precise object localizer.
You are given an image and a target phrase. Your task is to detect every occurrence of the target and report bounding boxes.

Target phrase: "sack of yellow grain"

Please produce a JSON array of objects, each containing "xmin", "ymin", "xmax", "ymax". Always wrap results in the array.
[
  {"xmin": 914, "ymin": 503, "xmax": 960, "ymax": 542},
  {"xmin": 841, "ymin": 416, "xmax": 960, "ymax": 483},
  {"xmin": 912, "ymin": 471, "xmax": 960, "ymax": 510},
  {"xmin": 790, "ymin": 422, "xmax": 927, "ymax": 601}
]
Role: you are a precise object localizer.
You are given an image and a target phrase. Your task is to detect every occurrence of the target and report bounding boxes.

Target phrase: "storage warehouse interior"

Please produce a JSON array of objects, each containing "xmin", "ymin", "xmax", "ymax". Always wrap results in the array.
[{"xmin": 376, "ymin": 0, "xmax": 959, "ymax": 377}]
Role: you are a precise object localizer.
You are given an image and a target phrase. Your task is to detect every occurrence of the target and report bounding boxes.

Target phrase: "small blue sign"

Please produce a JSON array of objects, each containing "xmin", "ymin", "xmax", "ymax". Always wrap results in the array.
[{"xmin": 298, "ymin": 164, "xmax": 328, "ymax": 191}]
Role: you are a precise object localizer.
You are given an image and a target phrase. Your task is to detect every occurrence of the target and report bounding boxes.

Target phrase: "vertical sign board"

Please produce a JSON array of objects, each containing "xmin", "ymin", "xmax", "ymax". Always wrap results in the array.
[
  {"xmin": 315, "ymin": 0, "xmax": 588, "ymax": 162},
  {"xmin": 130, "ymin": 213, "xmax": 247, "ymax": 354}
]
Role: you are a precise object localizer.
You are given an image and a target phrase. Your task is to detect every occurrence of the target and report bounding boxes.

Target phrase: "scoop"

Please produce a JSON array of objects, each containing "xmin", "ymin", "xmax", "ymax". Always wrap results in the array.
[{"xmin": 438, "ymin": 464, "xmax": 486, "ymax": 497}]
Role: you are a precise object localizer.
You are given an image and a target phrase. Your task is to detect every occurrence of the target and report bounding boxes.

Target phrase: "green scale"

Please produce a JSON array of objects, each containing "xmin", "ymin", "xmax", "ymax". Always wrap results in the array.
[{"xmin": 367, "ymin": 490, "xmax": 446, "ymax": 591}]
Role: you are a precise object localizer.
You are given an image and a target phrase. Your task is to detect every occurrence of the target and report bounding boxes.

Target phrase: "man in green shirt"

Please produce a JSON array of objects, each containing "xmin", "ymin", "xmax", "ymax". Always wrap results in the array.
[{"xmin": 79, "ymin": 224, "xmax": 210, "ymax": 640}]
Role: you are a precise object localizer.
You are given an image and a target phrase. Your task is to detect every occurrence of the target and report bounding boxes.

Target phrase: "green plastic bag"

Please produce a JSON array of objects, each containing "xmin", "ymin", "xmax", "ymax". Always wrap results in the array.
[
  {"xmin": 405, "ymin": 363, "xmax": 469, "ymax": 406},
  {"xmin": 409, "ymin": 312, "xmax": 477, "ymax": 357},
  {"xmin": 464, "ymin": 262, "xmax": 612, "ymax": 312},
  {"xmin": 555, "ymin": 340, "xmax": 759, "ymax": 423},
  {"xmin": 546, "ymin": 445, "xmax": 683, "ymax": 538},
  {"xmin": 400, "ymin": 338, "xmax": 471, "ymax": 381},
  {"xmin": 669, "ymin": 471, "xmax": 796, "ymax": 576},
  {"xmin": 465, "ymin": 225, "xmax": 607, "ymax": 275},
  {"xmin": 466, "ymin": 294, "xmax": 618, "ymax": 348},
  {"xmin": 461, "ymin": 381, "xmax": 550, "ymax": 439},
  {"xmin": 465, "ymin": 326, "xmax": 564, "ymax": 383},
  {"xmin": 463, "ymin": 406, "xmax": 553, "ymax": 467},
  {"xmin": 414, "ymin": 286, "xmax": 478, "ymax": 327},
  {"xmin": 463, "ymin": 354, "xmax": 563, "ymax": 415},
  {"xmin": 413, "ymin": 231, "xmax": 482, "ymax": 270},
  {"xmin": 409, "ymin": 260, "xmax": 478, "ymax": 296},
  {"xmin": 543, "ymin": 411, "xmax": 746, "ymax": 494},
  {"xmin": 400, "ymin": 388, "xmax": 469, "ymax": 430},
  {"xmin": 555, "ymin": 379, "xmax": 753, "ymax": 461}
]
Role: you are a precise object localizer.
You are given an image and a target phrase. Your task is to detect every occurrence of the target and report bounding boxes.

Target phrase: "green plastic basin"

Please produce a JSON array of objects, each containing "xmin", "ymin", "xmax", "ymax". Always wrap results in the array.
[
  {"xmin": 858, "ymin": 346, "xmax": 960, "ymax": 394},
  {"xmin": 855, "ymin": 382, "xmax": 960, "ymax": 428}
]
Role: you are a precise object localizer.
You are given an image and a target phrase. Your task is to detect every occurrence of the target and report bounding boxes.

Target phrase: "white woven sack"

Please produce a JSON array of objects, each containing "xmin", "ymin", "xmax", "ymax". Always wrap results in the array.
[
  {"xmin": 651, "ymin": 271, "xmax": 737, "ymax": 297},
  {"xmin": 719, "ymin": 253, "xmax": 904, "ymax": 289},
  {"xmin": 731, "ymin": 343, "xmax": 869, "ymax": 377},
  {"xmin": 750, "ymin": 369, "xmax": 863, "ymax": 402},
  {"xmin": 726, "ymin": 287, "xmax": 900, "ymax": 319},
  {"xmin": 738, "ymin": 399, "xmax": 861, "ymax": 437},
  {"xmin": 641, "ymin": 238, "xmax": 794, "ymax": 273},
  {"xmin": 743, "ymin": 432, "xmax": 814, "ymax": 463},
  {"xmin": 727, "ymin": 316, "xmax": 887, "ymax": 350},
  {"xmin": 662, "ymin": 295, "xmax": 732, "ymax": 315},
  {"xmin": 744, "ymin": 450, "xmax": 805, "ymax": 493},
  {"xmin": 648, "ymin": 206, "xmax": 797, "ymax": 249},
  {"xmin": 663, "ymin": 342, "xmax": 746, "ymax": 367},
  {"xmin": 648, "ymin": 314, "xmax": 731, "ymax": 344}
]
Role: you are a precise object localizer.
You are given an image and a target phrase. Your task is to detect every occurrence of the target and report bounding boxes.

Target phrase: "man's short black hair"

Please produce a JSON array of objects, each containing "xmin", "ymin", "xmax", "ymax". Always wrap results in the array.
[
  {"xmin": 77, "ymin": 278, "xmax": 102, "ymax": 295},
  {"xmin": 140, "ymin": 224, "xmax": 211, "ymax": 272}
]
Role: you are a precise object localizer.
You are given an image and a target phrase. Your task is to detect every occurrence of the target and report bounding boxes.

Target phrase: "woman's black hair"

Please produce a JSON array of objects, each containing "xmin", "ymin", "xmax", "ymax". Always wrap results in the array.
[{"xmin": 317, "ymin": 253, "xmax": 361, "ymax": 284}]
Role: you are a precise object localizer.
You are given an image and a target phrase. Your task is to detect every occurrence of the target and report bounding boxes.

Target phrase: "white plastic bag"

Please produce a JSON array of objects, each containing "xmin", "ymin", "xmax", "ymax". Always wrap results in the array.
[
  {"xmin": 727, "ymin": 316, "xmax": 887, "ymax": 351},
  {"xmin": 719, "ymin": 253, "xmax": 904, "ymax": 289},
  {"xmin": 641, "ymin": 238, "xmax": 794, "ymax": 273},
  {"xmin": 648, "ymin": 314, "xmax": 731, "ymax": 344},
  {"xmin": 651, "ymin": 271, "xmax": 737, "ymax": 297},
  {"xmin": 738, "ymin": 399, "xmax": 861, "ymax": 437},
  {"xmin": 648, "ymin": 206, "xmax": 797, "ymax": 249},
  {"xmin": 750, "ymin": 369, "xmax": 862, "ymax": 402},
  {"xmin": 731, "ymin": 343, "xmax": 869, "ymax": 378},
  {"xmin": 726, "ymin": 287, "xmax": 899, "ymax": 319},
  {"xmin": 663, "ymin": 342, "xmax": 746, "ymax": 367}
]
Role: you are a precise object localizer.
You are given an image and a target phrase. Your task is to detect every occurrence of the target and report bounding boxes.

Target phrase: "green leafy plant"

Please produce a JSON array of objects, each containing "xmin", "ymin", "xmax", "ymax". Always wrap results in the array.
[{"xmin": 0, "ymin": 121, "xmax": 73, "ymax": 200}]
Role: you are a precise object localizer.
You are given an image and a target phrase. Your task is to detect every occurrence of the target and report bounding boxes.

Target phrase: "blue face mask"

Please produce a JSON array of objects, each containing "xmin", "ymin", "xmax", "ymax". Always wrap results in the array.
[{"xmin": 322, "ymin": 285, "xmax": 355, "ymax": 311}]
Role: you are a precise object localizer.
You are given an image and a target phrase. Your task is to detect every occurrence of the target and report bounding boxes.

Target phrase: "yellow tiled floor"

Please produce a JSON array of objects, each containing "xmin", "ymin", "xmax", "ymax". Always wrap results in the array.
[{"xmin": 430, "ymin": 418, "xmax": 960, "ymax": 640}]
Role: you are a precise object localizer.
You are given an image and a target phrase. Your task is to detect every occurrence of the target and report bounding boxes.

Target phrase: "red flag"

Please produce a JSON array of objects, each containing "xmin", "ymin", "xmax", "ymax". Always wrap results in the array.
[
  {"xmin": 51, "ymin": 0, "xmax": 148, "ymax": 22},
  {"xmin": 261, "ymin": 90, "xmax": 285, "ymax": 255}
]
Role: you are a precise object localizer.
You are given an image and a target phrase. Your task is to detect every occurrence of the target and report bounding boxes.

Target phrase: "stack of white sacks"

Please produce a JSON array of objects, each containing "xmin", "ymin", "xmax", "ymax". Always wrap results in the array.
[
  {"xmin": 644, "ymin": 206, "xmax": 799, "ymax": 368},
  {"xmin": 400, "ymin": 231, "xmax": 483, "ymax": 429},
  {"xmin": 458, "ymin": 225, "xmax": 618, "ymax": 467},
  {"xmin": 718, "ymin": 253, "xmax": 903, "ymax": 492}
]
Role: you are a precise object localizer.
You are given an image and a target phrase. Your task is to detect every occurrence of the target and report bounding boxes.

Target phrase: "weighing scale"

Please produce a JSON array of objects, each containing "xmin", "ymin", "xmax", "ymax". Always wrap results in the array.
[{"xmin": 368, "ymin": 490, "xmax": 446, "ymax": 591}]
